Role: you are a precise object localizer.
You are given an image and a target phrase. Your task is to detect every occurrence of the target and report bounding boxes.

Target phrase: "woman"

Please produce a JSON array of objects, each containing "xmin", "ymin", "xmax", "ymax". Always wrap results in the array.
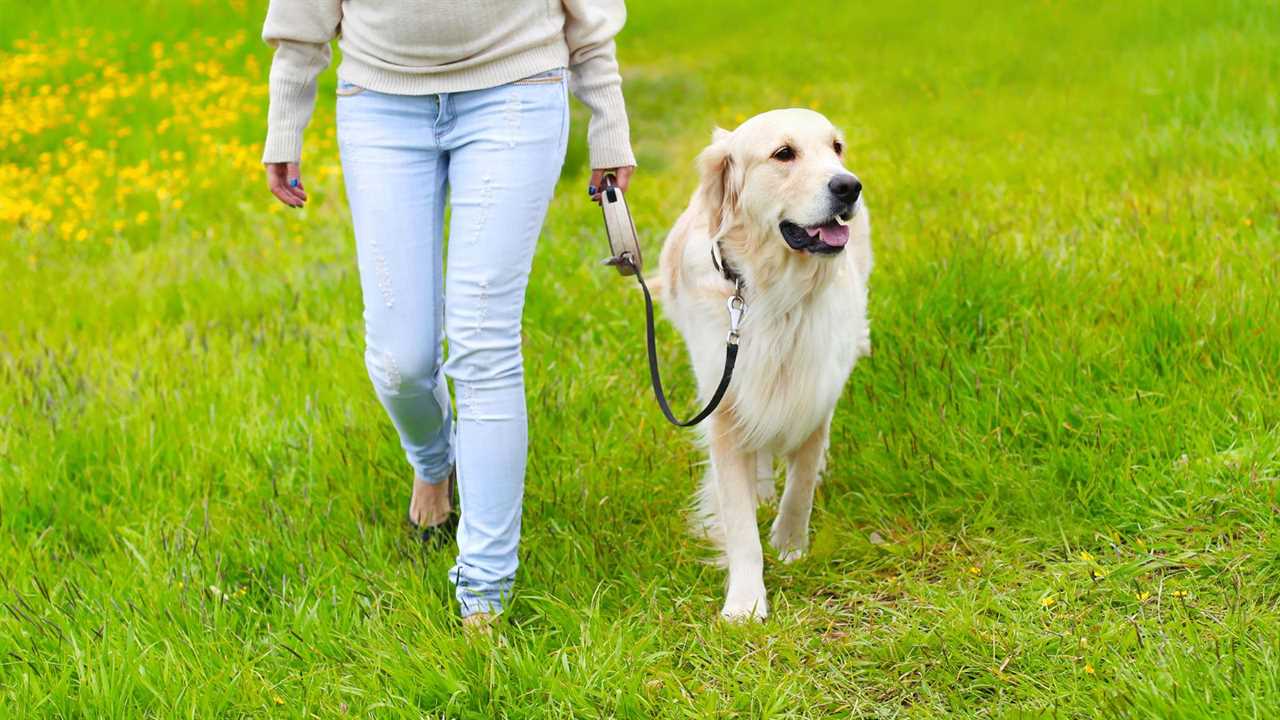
[{"xmin": 261, "ymin": 0, "xmax": 635, "ymax": 627}]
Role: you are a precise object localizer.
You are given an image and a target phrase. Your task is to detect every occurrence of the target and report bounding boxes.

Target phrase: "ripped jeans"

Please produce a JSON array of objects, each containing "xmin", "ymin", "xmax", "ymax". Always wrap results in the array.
[{"xmin": 336, "ymin": 69, "xmax": 569, "ymax": 617}]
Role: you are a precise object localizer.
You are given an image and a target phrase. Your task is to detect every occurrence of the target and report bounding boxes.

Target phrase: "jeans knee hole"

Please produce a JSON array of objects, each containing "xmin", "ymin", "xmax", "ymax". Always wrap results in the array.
[
  {"xmin": 468, "ymin": 176, "xmax": 495, "ymax": 245},
  {"xmin": 368, "ymin": 236, "xmax": 395, "ymax": 308},
  {"xmin": 369, "ymin": 349, "xmax": 403, "ymax": 394},
  {"xmin": 477, "ymin": 279, "xmax": 490, "ymax": 329}
]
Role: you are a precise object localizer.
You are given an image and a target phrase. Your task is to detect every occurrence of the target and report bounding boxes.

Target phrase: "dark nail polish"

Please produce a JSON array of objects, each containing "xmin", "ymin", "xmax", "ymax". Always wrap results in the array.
[{"xmin": 587, "ymin": 185, "xmax": 597, "ymax": 195}]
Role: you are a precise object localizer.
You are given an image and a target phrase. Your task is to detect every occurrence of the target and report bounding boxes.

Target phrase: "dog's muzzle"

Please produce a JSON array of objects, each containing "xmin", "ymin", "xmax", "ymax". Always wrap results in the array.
[{"xmin": 779, "ymin": 213, "xmax": 851, "ymax": 254}]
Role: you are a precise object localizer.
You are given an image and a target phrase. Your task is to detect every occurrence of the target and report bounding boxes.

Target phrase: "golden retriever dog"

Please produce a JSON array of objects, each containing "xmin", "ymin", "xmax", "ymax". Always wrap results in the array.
[{"xmin": 654, "ymin": 109, "xmax": 872, "ymax": 620}]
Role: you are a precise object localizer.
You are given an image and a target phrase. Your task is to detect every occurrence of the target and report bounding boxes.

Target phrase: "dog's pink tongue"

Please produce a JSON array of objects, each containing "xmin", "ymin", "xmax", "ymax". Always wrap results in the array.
[{"xmin": 813, "ymin": 221, "xmax": 849, "ymax": 247}]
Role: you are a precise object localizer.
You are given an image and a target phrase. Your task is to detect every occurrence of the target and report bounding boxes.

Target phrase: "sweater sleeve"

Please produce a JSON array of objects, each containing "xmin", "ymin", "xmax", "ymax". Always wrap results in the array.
[
  {"xmin": 261, "ymin": 0, "xmax": 342, "ymax": 164},
  {"xmin": 562, "ymin": 0, "xmax": 636, "ymax": 169}
]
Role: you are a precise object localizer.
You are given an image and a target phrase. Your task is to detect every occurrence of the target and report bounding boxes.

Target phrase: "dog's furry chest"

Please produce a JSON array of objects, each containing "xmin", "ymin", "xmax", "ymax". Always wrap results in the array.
[{"xmin": 727, "ymin": 276, "xmax": 869, "ymax": 453}]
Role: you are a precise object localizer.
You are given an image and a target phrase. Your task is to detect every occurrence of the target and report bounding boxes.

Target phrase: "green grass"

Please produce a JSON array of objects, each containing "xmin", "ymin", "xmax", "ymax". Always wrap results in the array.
[{"xmin": 3, "ymin": 0, "xmax": 1279, "ymax": 716}]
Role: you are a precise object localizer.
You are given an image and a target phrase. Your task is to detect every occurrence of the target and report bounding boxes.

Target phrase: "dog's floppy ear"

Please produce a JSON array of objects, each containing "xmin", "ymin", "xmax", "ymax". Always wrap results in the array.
[{"xmin": 696, "ymin": 127, "xmax": 740, "ymax": 240}]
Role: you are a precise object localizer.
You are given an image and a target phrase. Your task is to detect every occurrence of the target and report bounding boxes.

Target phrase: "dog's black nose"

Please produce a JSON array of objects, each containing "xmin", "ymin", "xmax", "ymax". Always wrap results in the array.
[{"xmin": 828, "ymin": 174, "xmax": 862, "ymax": 203}]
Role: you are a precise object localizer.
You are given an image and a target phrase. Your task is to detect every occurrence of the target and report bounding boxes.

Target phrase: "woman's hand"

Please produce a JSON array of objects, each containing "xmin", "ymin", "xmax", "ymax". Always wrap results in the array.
[
  {"xmin": 265, "ymin": 162, "xmax": 308, "ymax": 208},
  {"xmin": 588, "ymin": 165, "xmax": 634, "ymax": 204}
]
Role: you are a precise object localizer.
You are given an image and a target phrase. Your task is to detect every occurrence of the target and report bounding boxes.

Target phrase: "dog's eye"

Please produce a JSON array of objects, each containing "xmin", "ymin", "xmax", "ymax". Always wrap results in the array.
[
  {"xmin": 833, "ymin": 140, "xmax": 844, "ymax": 155},
  {"xmin": 771, "ymin": 145, "xmax": 796, "ymax": 162}
]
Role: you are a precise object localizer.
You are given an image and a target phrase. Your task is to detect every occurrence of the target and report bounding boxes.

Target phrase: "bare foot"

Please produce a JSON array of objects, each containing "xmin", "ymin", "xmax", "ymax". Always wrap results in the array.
[
  {"xmin": 462, "ymin": 611, "xmax": 497, "ymax": 635},
  {"xmin": 408, "ymin": 470, "xmax": 453, "ymax": 528}
]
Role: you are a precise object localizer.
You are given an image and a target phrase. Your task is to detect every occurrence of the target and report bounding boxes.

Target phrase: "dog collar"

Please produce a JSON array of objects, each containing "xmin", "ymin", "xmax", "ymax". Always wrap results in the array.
[{"xmin": 710, "ymin": 240, "xmax": 743, "ymax": 286}]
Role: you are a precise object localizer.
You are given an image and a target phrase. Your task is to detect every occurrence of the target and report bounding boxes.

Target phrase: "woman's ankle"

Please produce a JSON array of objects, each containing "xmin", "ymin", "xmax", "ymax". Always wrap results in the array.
[{"xmin": 409, "ymin": 470, "xmax": 453, "ymax": 527}]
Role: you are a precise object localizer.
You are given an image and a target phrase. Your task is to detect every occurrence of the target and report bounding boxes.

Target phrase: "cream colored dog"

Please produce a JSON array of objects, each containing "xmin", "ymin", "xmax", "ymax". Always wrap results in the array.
[{"xmin": 654, "ymin": 109, "xmax": 872, "ymax": 620}]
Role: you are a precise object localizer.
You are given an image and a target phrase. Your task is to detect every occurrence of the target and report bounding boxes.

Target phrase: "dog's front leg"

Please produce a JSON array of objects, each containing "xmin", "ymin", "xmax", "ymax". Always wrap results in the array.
[
  {"xmin": 771, "ymin": 417, "xmax": 831, "ymax": 564},
  {"xmin": 709, "ymin": 415, "xmax": 768, "ymax": 620}
]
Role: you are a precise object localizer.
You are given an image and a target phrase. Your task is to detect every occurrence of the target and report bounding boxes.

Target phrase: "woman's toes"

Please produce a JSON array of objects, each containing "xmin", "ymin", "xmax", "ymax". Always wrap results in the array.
[{"xmin": 462, "ymin": 612, "xmax": 498, "ymax": 635}]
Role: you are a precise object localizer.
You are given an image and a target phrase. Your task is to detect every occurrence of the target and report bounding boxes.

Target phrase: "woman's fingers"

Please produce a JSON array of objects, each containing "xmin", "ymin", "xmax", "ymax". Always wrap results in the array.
[
  {"xmin": 285, "ymin": 163, "xmax": 308, "ymax": 204},
  {"xmin": 266, "ymin": 163, "xmax": 296, "ymax": 207},
  {"xmin": 612, "ymin": 166, "xmax": 635, "ymax": 194},
  {"xmin": 588, "ymin": 165, "xmax": 636, "ymax": 204},
  {"xmin": 587, "ymin": 168, "xmax": 605, "ymax": 203},
  {"xmin": 265, "ymin": 162, "xmax": 307, "ymax": 207}
]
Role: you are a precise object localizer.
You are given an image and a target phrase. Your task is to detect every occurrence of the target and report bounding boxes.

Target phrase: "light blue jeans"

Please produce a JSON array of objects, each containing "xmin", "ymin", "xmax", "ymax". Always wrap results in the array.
[{"xmin": 336, "ymin": 69, "xmax": 569, "ymax": 617}]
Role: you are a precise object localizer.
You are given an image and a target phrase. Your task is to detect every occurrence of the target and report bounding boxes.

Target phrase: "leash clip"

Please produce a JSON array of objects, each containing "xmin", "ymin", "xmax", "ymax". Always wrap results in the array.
[
  {"xmin": 726, "ymin": 284, "xmax": 745, "ymax": 345},
  {"xmin": 603, "ymin": 251, "xmax": 637, "ymax": 273}
]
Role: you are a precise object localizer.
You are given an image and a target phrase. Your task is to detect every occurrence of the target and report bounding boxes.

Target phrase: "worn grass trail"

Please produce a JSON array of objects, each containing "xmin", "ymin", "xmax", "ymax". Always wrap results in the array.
[{"xmin": 2, "ymin": 0, "xmax": 1279, "ymax": 717}]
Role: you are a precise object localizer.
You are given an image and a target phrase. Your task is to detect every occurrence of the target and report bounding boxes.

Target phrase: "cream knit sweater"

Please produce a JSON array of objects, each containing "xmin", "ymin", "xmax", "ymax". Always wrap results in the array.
[{"xmin": 262, "ymin": 0, "xmax": 634, "ymax": 169}]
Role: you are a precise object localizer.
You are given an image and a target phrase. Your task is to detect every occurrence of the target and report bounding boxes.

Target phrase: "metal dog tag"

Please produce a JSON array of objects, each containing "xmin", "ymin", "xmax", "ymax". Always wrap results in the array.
[{"xmin": 600, "ymin": 175, "xmax": 642, "ymax": 276}]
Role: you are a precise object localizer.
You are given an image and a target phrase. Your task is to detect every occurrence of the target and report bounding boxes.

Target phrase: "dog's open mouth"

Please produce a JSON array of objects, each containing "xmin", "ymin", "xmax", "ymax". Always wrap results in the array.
[{"xmin": 779, "ymin": 211, "xmax": 852, "ymax": 254}]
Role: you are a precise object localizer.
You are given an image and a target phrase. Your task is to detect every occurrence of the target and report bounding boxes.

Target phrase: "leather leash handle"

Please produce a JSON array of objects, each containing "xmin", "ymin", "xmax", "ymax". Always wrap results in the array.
[{"xmin": 600, "ymin": 174, "xmax": 642, "ymax": 277}]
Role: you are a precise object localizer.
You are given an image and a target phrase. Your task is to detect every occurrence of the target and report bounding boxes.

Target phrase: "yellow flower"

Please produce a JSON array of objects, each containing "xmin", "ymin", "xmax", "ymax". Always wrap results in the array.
[
  {"xmin": 1040, "ymin": 596, "xmax": 1056, "ymax": 608},
  {"xmin": 1084, "ymin": 663, "xmax": 1095, "ymax": 675},
  {"xmin": 1172, "ymin": 590, "xmax": 1188, "ymax": 599},
  {"xmin": 273, "ymin": 696, "xmax": 285, "ymax": 706},
  {"xmin": 968, "ymin": 566, "xmax": 981, "ymax": 575},
  {"xmin": 1079, "ymin": 551, "xmax": 1094, "ymax": 562},
  {"xmin": 1136, "ymin": 591, "xmax": 1151, "ymax": 603}
]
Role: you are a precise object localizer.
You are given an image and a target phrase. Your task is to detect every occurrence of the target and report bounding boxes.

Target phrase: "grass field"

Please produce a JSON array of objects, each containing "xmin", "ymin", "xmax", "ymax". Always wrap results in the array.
[{"xmin": 3, "ymin": 0, "xmax": 1279, "ymax": 716}]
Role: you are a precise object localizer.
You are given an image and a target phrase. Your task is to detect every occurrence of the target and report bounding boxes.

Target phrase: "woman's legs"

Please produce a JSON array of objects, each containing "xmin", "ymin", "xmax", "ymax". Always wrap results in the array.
[
  {"xmin": 338, "ymin": 73, "xmax": 568, "ymax": 617},
  {"xmin": 337, "ymin": 89, "xmax": 455, "ymax": 489},
  {"xmin": 441, "ymin": 75, "xmax": 569, "ymax": 616}
]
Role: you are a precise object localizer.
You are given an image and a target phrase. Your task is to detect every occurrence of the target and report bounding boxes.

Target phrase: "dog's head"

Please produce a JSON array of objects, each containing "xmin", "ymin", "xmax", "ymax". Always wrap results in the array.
[{"xmin": 697, "ymin": 109, "xmax": 861, "ymax": 257}]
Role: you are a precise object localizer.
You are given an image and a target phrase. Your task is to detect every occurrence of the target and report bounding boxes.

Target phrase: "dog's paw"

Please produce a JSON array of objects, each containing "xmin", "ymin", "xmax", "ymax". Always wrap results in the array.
[
  {"xmin": 769, "ymin": 517, "xmax": 809, "ymax": 563},
  {"xmin": 777, "ymin": 547, "xmax": 806, "ymax": 564},
  {"xmin": 720, "ymin": 599, "xmax": 769, "ymax": 622},
  {"xmin": 721, "ymin": 582, "xmax": 768, "ymax": 621}
]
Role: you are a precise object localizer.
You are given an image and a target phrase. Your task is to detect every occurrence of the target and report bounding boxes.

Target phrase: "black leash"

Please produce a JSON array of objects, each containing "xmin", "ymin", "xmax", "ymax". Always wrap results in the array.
[
  {"xmin": 614, "ymin": 251, "xmax": 745, "ymax": 427},
  {"xmin": 599, "ymin": 174, "xmax": 746, "ymax": 427}
]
